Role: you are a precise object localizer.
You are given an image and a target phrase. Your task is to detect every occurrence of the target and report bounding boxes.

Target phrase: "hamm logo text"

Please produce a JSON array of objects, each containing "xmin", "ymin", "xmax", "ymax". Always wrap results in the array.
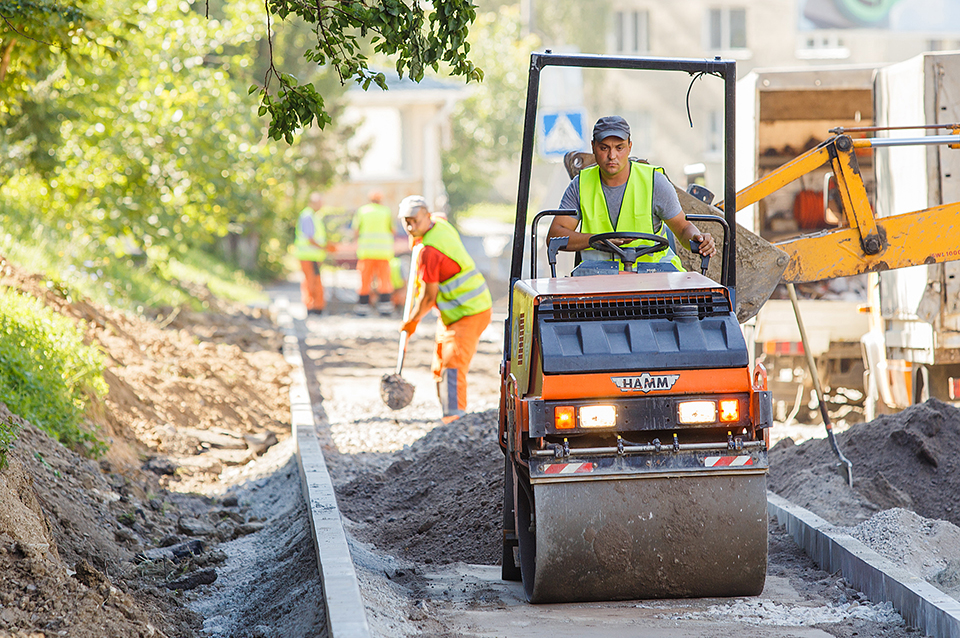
[{"xmin": 611, "ymin": 373, "xmax": 680, "ymax": 393}]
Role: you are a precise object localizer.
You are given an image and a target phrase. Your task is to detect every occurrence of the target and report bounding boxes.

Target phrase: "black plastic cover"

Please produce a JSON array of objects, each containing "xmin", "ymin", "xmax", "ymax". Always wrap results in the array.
[{"xmin": 538, "ymin": 310, "xmax": 748, "ymax": 373}]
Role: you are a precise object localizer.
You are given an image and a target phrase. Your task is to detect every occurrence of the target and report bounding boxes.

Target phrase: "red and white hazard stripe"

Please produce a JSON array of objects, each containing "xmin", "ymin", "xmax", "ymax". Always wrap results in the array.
[
  {"xmin": 704, "ymin": 456, "xmax": 753, "ymax": 467},
  {"xmin": 542, "ymin": 462, "xmax": 595, "ymax": 474}
]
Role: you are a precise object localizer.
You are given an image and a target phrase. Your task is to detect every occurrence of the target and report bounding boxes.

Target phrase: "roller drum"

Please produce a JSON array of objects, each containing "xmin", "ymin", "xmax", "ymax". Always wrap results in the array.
[{"xmin": 519, "ymin": 471, "xmax": 768, "ymax": 603}]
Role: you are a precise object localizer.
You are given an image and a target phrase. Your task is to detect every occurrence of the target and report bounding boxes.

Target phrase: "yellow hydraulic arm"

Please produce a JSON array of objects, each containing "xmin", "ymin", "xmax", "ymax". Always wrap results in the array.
[{"xmin": 724, "ymin": 128, "xmax": 960, "ymax": 284}]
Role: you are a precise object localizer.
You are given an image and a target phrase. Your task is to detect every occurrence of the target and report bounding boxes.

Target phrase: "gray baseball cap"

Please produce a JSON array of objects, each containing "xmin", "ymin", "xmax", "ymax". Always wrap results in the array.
[
  {"xmin": 592, "ymin": 116, "xmax": 631, "ymax": 142},
  {"xmin": 398, "ymin": 195, "xmax": 428, "ymax": 218}
]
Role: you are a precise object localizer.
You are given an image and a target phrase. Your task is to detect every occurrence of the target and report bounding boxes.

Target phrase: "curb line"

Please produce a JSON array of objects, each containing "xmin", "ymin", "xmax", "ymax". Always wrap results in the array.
[
  {"xmin": 278, "ymin": 306, "xmax": 372, "ymax": 638},
  {"xmin": 768, "ymin": 491, "xmax": 960, "ymax": 638}
]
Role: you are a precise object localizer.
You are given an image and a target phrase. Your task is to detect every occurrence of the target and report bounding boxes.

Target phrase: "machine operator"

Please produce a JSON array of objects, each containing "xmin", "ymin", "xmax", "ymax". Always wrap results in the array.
[{"xmin": 547, "ymin": 115, "xmax": 717, "ymax": 268}]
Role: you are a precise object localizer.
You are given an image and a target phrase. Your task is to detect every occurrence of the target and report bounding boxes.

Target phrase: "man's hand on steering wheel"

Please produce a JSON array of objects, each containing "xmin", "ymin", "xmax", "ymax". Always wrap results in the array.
[{"xmin": 588, "ymin": 231, "xmax": 669, "ymax": 264}]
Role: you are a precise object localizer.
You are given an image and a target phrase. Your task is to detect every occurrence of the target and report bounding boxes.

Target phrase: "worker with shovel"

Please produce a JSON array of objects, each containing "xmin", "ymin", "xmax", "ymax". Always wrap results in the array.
[{"xmin": 396, "ymin": 196, "xmax": 492, "ymax": 423}]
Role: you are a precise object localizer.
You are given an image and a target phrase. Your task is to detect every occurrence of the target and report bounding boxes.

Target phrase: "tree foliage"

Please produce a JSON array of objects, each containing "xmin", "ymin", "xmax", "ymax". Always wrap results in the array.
[
  {"xmin": 442, "ymin": 5, "xmax": 538, "ymax": 212},
  {"xmin": 255, "ymin": 0, "xmax": 483, "ymax": 142},
  {"xmin": 0, "ymin": 0, "xmax": 320, "ymax": 285},
  {"xmin": 0, "ymin": 0, "xmax": 97, "ymax": 103}
]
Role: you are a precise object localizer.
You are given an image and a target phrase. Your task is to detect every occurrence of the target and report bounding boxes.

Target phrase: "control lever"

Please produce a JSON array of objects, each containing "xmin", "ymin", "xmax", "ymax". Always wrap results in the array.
[
  {"xmin": 689, "ymin": 239, "xmax": 710, "ymax": 275},
  {"xmin": 547, "ymin": 236, "xmax": 569, "ymax": 277},
  {"xmin": 686, "ymin": 183, "xmax": 715, "ymax": 205}
]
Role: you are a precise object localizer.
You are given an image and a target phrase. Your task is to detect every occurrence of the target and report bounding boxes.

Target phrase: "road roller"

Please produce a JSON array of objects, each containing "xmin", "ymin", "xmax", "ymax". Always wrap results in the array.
[{"xmin": 498, "ymin": 52, "xmax": 774, "ymax": 603}]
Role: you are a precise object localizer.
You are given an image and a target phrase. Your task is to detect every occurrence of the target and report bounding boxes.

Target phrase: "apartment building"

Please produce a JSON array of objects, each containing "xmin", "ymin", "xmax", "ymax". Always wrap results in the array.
[{"xmin": 534, "ymin": 0, "xmax": 960, "ymax": 195}]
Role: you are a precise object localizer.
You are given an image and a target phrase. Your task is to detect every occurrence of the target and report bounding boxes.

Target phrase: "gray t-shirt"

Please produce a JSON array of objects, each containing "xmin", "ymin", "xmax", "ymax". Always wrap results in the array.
[{"xmin": 559, "ymin": 167, "xmax": 682, "ymax": 230}]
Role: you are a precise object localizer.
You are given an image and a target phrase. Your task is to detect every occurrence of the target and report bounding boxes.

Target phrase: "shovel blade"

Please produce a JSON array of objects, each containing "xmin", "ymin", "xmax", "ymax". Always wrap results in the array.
[{"xmin": 381, "ymin": 373, "xmax": 415, "ymax": 410}]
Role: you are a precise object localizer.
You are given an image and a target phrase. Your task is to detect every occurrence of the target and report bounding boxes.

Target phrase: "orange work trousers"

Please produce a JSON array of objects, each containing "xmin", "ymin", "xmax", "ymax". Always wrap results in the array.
[
  {"xmin": 299, "ymin": 260, "xmax": 325, "ymax": 311},
  {"xmin": 431, "ymin": 308, "xmax": 492, "ymax": 422},
  {"xmin": 357, "ymin": 259, "xmax": 393, "ymax": 297}
]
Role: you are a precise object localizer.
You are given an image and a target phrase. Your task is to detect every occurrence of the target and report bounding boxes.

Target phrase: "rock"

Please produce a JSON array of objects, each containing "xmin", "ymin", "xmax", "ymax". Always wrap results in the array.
[
  {"xmin": 143, "ymin": 456, "xmax": 178, "ymax": 476},
  {"xmin": 72, "ymin": 559, "xmax": 110, "ymax": 589},
  {"xmin": 176, "ymin": 455, "xmax": 224, "ymax": 475},
  {"xmin": 244, "ymin": 431, "xmax": 278, "ymax": 455},
  {"xmin": 165, "ymin": 567, "xmax": 217, "ymax": 590},
  {"xmin": 204, "ymin": 447, "xmax": 254, "ymax": 467},
  {"xmin": 212, "ymin": 508, "xmax": 244, "ymax": 524},
  {"xmin": 182, "ymin": 427, "xmax": 248, "ymax": 450},
  {"xmin": 114, "ymin": 528, "xmax": 139, "ymax": 545},
  {"xmin": 221, "ymin": 495, "xmax": 239, "ymax": 508},
  {"xmin": 235, "ymin": 522, "xmax": 264, "ymax": 537},
  {"xmin": 215, "ymin": 520, "xmax": 237, "ymax": 542},
  {"xmin": 177, "ymin": 517, "xmax": 217, "ymax": 537},
  {"xmin": 137, "ymin": 539, "xmax": 204, "ymax": 563},
  {"xmin": 158, "ymin": 535, "xmax": 181, "ymax": 548}
]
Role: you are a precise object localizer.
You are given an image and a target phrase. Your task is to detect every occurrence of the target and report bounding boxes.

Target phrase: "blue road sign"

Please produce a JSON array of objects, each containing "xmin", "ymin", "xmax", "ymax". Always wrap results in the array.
[{"xmin": 540, "ymin": 110, "xmax": 587, "ymax": 158}]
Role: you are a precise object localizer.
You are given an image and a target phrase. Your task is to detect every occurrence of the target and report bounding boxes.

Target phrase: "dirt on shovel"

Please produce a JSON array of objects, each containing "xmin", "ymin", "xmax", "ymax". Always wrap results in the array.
[{"xmin": 381, "ymin": 373, "xmax": 415, "ymax": 410}]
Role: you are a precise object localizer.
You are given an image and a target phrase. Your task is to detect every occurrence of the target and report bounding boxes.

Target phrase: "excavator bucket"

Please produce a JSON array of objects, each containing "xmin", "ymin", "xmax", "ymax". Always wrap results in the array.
[
  {"xmin": 562, "ymin": 151, "xmax": 789, "ymax": 322},
  {"xmin": 674, "ymin": 187, "xmax": 789, "ymax": 322}
]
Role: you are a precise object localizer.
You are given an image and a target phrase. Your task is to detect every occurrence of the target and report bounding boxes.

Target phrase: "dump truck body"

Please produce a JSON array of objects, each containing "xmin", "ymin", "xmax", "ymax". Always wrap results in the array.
[
  {"xmin": 874, "ymin": 52, "xmax": 960, "ymax": 405},
  {"xmin": 739, "ymin": 52, "xmax": 960, "ymax": 411}
]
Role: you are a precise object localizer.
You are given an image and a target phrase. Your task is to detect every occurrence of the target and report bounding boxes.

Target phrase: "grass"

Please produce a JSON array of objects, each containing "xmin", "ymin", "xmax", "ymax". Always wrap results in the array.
[
  {"xmin": 0, "ymin": 221, "xmax": 270, "ymax": 465},
  {"xmin": 0, "ymin": 288, "xmax": 108, "ymax": 466},
  {"xmin": 0, "ymin": 232, "xmax": 269, "ymax": 312}
]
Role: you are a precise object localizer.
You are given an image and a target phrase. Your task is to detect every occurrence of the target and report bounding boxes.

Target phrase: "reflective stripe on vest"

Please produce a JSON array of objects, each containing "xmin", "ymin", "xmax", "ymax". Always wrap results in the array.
[
  {"xmin": 294, "ymin": 208, "xmax": 327, "ymax": 261},
  {"xmin": 355, "ymin": 203, "xmax": 395, "ymax": 260},
  {"xmin": 420, "ymin": 218, "xmax": 492, "ymax": 325},
  {"xmin": 579, "ymin": 163, "xmax": 683, "ymax": 271}
]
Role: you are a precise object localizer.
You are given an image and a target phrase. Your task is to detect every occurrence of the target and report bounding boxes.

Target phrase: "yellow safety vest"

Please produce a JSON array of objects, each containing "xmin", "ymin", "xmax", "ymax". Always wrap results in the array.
[
  {"xmin": 579, "ymin": 162, "xmax": 683, "ymax": 271},
  {"xmin": 294, "ymin": 207, "xmax": 327, "ymax": 261},
  {"xmin": 354, "ymin": 203, "xmax": 395, "ymax": 260},
  {"xmin": 420, "ymin": 217, "xmax": 492, "ymax": 325}
]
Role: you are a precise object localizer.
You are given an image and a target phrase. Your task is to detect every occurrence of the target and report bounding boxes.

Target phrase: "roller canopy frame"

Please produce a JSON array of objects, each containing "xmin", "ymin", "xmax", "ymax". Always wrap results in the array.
[{"xmin": 506, "ymin": 52, "xmax": 738, "ymax": 356}]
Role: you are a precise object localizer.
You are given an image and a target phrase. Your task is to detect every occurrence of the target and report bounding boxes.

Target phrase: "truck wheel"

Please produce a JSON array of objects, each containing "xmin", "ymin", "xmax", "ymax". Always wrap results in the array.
[{"xmin": 501, "ymin": 455, "xmax": 521, "ymax": 581}]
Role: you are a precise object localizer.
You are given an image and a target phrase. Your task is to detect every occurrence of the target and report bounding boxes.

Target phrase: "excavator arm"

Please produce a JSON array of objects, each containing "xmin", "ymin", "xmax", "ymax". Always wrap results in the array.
[{"xmin": 724, "ymin": 129, "xmax": 960, "ymax": 285}]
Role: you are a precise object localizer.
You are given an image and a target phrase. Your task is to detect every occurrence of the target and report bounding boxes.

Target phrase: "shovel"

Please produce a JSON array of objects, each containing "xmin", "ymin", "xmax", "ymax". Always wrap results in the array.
[{"xmin": 380, "ymin": 246, "xmax": 421, "ymax": 410}]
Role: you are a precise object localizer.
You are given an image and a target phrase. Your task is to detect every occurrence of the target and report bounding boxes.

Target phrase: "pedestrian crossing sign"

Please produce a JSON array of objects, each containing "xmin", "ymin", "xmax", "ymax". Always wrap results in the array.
[{"xmin": 540, "ymin": 110, "xmax": 586, "ymax": 158}]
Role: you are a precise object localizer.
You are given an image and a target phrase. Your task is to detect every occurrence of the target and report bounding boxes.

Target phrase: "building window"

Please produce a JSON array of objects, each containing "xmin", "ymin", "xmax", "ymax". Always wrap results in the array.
[
  {"xmin": 708, "ymin": 7, "xmax": 746, "ymax": 51},
  {"xmin": 614, "ymin": 10, "xmax": 650, "ymax": 54},
  {"xmin": 796, "ymin": 33, "xmax": 850, "ymax": 60},
  {"xmin": 706, "ymin": 109, "xmax": 723, "ymax": 157},
  {"xmin": 618, "ymin": 110, "xmax": 652, "ymax": 156}
]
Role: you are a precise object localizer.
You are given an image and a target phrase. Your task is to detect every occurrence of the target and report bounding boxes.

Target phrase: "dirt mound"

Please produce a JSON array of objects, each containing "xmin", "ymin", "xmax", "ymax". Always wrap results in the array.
[
  {"xmin": 335, "ymin": 409, "xmax": 504, "ymax": 566},
  {"xmin": 770, "ymin": 398, "xmax": 960, "ymax": 601},
  {"xmin": 0, "ymin": 404, "xmax": 206, "ymax": 637},
  {"xmin": 0, "ymin": 257, "xmax": 294, "ymax": 637},
  {"xmin": 769, "ymin": 398, "xmax": 960, "ymax": 527},
  {"xmin": 339, "ymin": 397, "xmax": 960, "ymax": 576}
]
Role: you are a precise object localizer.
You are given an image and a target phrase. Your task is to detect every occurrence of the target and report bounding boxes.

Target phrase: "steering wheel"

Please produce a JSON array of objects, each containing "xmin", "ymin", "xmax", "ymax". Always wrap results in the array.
[{"xmin": 588, "ymin": 231, "xmax": 669, "ymax": 265}]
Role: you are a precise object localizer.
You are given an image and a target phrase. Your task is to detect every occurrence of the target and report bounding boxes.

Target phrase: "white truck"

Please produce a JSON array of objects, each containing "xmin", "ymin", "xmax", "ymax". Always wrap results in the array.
[{"xmin": 738, "ymin": 51, "xmax": 960, "ymax": 419}]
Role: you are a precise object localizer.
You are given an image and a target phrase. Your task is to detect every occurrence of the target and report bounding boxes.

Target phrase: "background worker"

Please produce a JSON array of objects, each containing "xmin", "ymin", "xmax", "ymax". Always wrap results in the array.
[
  {"xmin": 294, "ymin": 191, "xmax": 328, "ymax": 316},
  {"xmin": 352, "ymin": 190, "xmax": 396, "ymax": 316},
  {"xmin": 548, "ymin": 115, "xmax": 716, "ymax": 267},
  {"xmin": 397, "ymin": 196, "xmax": 492, "ymax": 423}
]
